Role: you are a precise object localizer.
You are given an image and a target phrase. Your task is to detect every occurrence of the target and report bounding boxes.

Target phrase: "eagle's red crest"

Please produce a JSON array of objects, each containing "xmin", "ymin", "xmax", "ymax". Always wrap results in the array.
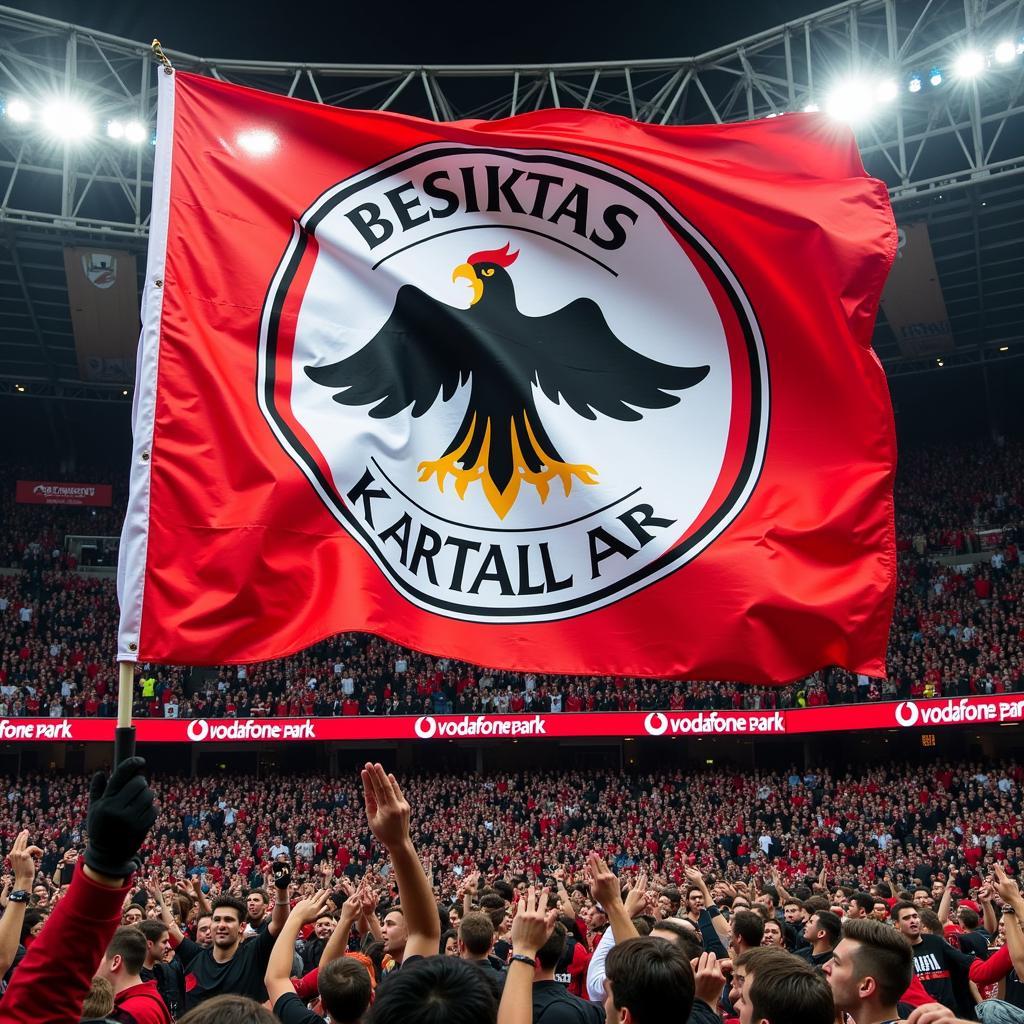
[{"xmin": 468, "ymin": 242, "xmax": 519, "ymax": 267}]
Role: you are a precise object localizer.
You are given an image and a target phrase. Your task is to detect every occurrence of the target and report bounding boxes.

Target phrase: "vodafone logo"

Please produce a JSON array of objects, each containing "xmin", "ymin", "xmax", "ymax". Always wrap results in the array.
[
  {"xmin": 414, "ymin": 716, "xmax": 438, "ymax": 739},
  {"xmin": 644, "ymin": 712, "xmax": 669, "ymax": 736},
  {"xmin": 185, "ymin": 718, "xmax": 316, "ymax": 742},
  {"xmin": 187, "ymin": 719, "xmax": 210, "ymax": 741},
  {"xmin": 895, "ymin": 702, "xmax": 919, "ymax": 727}
]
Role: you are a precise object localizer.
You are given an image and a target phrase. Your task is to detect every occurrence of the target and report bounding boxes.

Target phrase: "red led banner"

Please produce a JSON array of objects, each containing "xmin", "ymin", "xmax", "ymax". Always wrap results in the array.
[{"xmin": 4, "ymin": 694, "xmax": 1023, "ymax": 743}]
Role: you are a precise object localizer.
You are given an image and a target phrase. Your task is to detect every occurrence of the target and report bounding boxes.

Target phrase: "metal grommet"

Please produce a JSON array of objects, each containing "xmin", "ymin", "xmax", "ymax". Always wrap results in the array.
[
  {"xmin": 128, "ymin": 642, "xmax": 138, "ymax": 652},
  {"xmin": 141, "ymin": 451, "xmax": 150, "ymax": 462},
  {"xmin": 154, "ymin": 278, "xmax": 163, "ymax": 288}
]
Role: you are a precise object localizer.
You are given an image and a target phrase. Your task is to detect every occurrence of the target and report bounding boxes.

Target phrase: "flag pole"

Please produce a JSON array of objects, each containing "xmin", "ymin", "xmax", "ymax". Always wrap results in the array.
[{"xmin": 114, "ymin": 661, "xmax": 137, "ymax": 764}]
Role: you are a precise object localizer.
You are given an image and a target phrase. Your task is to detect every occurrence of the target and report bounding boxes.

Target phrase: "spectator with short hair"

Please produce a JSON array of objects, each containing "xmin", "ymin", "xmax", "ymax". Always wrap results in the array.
[
  {"xmin": 800, "ymin": 911, "xmax": 841, "ymax": 966},
  {"xmin": 733, "ymin": 946, "xmax": 834, "ymax": 1024},
  {"xmin": 94, "ymin": 926, "xmax": 171, "ymax": 1024}
]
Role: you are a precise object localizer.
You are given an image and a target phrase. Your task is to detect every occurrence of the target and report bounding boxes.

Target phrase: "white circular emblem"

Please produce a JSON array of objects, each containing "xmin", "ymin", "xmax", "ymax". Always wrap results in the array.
[
  {"xmin": 894, "ymin": 701, "xmax": 919, "ymax": 727},
  {"xmin": 260, "ymin": 144, "xmax": 769, "ymax": 622},
  {"xmin": 186, "ymin": 718, "xmax": 210, "ymax": 742},
  {"xmin": 414, "ymin": 716, "xmax": 437, "ymax": 739},
  {"xmin": 644, "ymin": 712, "xmax": 669, "ymax": 736}
]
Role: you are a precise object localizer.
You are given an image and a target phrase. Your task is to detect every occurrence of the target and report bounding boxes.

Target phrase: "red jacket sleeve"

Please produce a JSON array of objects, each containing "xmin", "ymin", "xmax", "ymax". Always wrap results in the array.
[
  {"xmin": 0, "ymin": 868, "xmax": 130, "ymax": 1024},
  {"xmin": 969, "ymin": 943, "xmax": 1011, "ymax": 986},
  {"xmin": 294, "ymin": 966, "xmax": 320, "ymax": 1001},
  {"xmin": 900, "ymin": 973, "xmax": 935, "ymax": 1009}
]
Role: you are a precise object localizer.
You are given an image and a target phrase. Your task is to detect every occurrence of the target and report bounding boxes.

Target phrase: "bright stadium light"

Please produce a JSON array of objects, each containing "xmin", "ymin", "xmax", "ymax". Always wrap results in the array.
[
  {"xmin": 41, "ymin": 99, "xmax": 94, "ymax": 140},
  {"xmin": 237, "ymin": 128, "xmax": 278, "ymax": 156},
  {"xmin": 107, "ymin": 120, "xmax": 125, "ymax": 139},
  {"xmin": 5, "ymin": 97, "xmax": 31, "ymax": 122},
  {"xmin": 994, "ymin": 40, "xmax": 1016, "ymax": 64},
  {"xmin": 908, "ymin": 74, "xmax": 922, "ymax": 93},
  {"xmin": 929, "ymin": 67, "xmax": 943, "ymax": 86},
  {"xmin": 954, "ymin": 50, "xmax": 986, "ymax": 78},
  {"xmin": 802, "ymin": 102, "xmax": 820, "ymax": 112},
  {"xmin": 124, "ymin": 120, "xmax": 147, "ymax": 143},
  {"xmin": 826, "ymin": 79, "xmax": 874, "ymax": 124},
  {"xmin": 876, "ymin": 79, "xmax": 898, "ymax": 102}
]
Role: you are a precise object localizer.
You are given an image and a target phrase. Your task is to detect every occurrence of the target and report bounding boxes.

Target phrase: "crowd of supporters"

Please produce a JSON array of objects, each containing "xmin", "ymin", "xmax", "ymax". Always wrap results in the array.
[
  {"xmin": 0, "ymin": 755, "xmax": 1022, "ymax": 1023},
  {"xmin": 2, "ymin": 443, "xmax": 1023, "ymax": 721},
  {"xmin": 4, "ymin": 759, "xmax": 1022, "ymax": 900}
]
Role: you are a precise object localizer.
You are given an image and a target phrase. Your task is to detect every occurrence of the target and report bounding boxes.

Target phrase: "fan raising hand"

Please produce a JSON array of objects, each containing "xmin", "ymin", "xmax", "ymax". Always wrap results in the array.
[{"xmin": 361, "ymin": 762, "xmax": 411, "ymax": 851}]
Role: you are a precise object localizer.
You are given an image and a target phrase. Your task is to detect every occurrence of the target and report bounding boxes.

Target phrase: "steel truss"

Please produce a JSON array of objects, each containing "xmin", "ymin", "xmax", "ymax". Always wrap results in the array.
[{"xmin": 0, "ymin": 0, "xmax": 1022, "ymax": 384}]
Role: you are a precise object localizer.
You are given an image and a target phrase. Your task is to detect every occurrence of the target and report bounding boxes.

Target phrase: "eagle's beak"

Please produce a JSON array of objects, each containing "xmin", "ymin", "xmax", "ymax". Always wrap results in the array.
[{"xmin": 452, "ymin": 263, "xmax": 483, "ymax": 306}]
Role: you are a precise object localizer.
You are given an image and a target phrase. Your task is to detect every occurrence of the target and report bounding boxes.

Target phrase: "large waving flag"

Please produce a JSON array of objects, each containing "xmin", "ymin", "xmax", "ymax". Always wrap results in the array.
[{"xmin": 117, "ymin": 70, "xmax": 896, "ymax": 681}]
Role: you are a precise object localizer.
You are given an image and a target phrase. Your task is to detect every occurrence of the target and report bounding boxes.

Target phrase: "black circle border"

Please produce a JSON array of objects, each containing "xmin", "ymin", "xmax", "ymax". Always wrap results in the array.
[{"xmin": 259, "ymin": 144, "xmax": 770, "ymax": 620}]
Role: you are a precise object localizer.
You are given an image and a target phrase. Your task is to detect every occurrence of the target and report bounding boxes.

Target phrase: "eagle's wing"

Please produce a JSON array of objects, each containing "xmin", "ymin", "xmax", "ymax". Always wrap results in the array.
[
  {"xmin": 527, "ymin": 297, "xmax": 710, "ymax": 421},
  {"xmin": 304, "ymin": 284, "xmax": 474, "ymax": 418}
]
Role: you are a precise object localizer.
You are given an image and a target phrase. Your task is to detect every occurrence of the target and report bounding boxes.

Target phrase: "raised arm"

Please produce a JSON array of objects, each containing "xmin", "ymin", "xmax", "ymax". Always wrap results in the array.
[
  {"xmin": 179, "ymin": 877, "xmax": 211, "ymax": 918},
  {"xmin": 994, "ymin": 865, "xmax": 1024, "ymax": 978},
  {"xmin": 148, "ymin": 876, "xmax": 185, "ymax": 945},
  {"xmin": 686, "ymin": 866, "xmax": 730, "ymax": 944},
  {"xmin": 498, "ymin": 887, "xmax": 558, "ymax": 1024},
  {"xmin": 587, "ymin": 853, "xmax": 639, "ymax": 944},
  {"xmin": 770, "ymin": 866, "xmax": 792, "ymax": 906},
  {"xmin": 321, "ymin": 888, "xmax": 363, "ymax": 967},
  {"xmin": 977, "ymin": 882, "xmax": 998, "ymax": 938},
  {"xmin": 357, "ymin": 880, "xmax": 383, "ymax": 942},
  {"xmin": 937, "ymin": 873, "xmax": 955, "ymax": 926},
  {"xmin": 362, "ymin": 762, "xmax": 440, "ymax": 960},
  {"xmin": 269, "ymin": 860, "xmax": 293, "ymax": 937},
  {"xmin": 0, "ymin": 831, "xmax": 42, "ymax": 977},
  {"xmin": 266, "ymin": 888, "xmax": 330, "ymax": 1006}
]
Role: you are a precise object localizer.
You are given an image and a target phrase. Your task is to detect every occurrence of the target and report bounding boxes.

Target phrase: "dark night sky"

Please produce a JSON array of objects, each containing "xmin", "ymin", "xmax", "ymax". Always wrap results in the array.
[{"xmin": 10, "ymin": 0, "xmax": 826, "ymax": 64}]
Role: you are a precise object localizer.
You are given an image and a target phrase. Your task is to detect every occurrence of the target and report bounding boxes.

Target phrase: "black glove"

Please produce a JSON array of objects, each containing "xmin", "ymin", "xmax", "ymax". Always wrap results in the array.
[
  {"xmin": 84, "ymin": 757, "xmax": 158, "ymax": 879},
  {"xmin": 272, "ymin": 861, "xmax": 292, "ymax": 890}
]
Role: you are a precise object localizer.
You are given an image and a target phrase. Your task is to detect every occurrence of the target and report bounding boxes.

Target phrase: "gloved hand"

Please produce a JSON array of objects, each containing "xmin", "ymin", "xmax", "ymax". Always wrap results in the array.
[
  {"xmin": 84, "ymin": 757, "xmax": 157, "ymax": 879},
  {"xmin": 272, "ymin": 860, "xmax": 292, "ymax": 890}
]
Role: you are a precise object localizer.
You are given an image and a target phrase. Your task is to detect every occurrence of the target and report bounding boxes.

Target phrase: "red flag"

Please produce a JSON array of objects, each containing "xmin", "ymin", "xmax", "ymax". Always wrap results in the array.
[{"xmin": 117, "ymin": 71, "xmax": 896, "ymax": 681}]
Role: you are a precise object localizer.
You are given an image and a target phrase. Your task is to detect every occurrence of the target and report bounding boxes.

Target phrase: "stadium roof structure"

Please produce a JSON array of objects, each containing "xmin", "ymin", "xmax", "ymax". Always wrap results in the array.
[{"xmin": 0, "ymin": 0, "xmax": 1023, "ymax": 404}]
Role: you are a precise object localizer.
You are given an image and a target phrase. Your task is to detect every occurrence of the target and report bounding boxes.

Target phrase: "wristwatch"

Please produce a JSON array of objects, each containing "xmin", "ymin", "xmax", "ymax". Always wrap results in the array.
[{"xmin": 8, "ymin": 890, "xmax": 30, "ymax": 904}]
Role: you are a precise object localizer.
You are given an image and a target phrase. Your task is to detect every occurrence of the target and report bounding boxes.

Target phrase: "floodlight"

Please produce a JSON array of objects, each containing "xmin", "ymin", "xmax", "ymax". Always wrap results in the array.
[
  {"xmin": 237, "ymin": 129, "xmax": 278, "ymax": 156},
  {"xmin": 908, "ymin": 75, "xmax": 922, "ymax": 93},
  {"xmin": 41, "ymin": 99, "xmax": 94, "ymax": 140},
  {"xmin": 954, "ymin": 50, "xmax": 985, "ymax": 78},
  {"xmin": 929, "ymin": 67, "xmax": 943, "ymax": 86},
  {"xmin": 5, "ymin": 98, "xmax": 31, "ymax": 122},
  {"xmin": 124, "ymin": 120, "xmax": 147, "ymax": 143},
  {"xmin": 876, "ymin": 79, "xmax": 898, "ymax": 102},
  {"xmin": 994, "ymin": 41, "xmax": 1016, "ymax": 64},
  {"xmin": 107, "ymin": 120, "xmax": 125, "ymax": 139},
  {"xmin": 825, "ymin": 79, "xmax": 874, "ymax": 124}
]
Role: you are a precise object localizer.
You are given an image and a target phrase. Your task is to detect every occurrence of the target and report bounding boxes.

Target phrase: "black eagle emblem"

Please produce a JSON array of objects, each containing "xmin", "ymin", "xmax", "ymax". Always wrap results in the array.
[{"xmin": 305, "ymin": 243, "xmax": 710, "ymax": 519}]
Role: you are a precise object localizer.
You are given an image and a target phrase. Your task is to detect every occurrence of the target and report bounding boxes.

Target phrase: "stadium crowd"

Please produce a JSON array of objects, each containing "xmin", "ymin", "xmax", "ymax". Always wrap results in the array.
[
  {"xmin": 1, "ymin": 442, "xmax": 1023, "ymax": 723},
  {"xmin": 0, "ymin": 755, "xmax": 1021, "ymax": 1023}
]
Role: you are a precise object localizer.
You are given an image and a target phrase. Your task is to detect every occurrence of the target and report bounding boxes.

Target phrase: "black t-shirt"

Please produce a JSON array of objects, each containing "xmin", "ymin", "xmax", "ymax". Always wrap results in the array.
[
  {"xmin": 532, "ymin": 980, "xmax": 605, "ymax": 1024},
  {"xmin": 274, "ymin": 991, "xmax": 325, "ymax": 1024},
  {"xmin": 177, "ymin": 927, "xmax": 277, "ymax": 1010},
  {"xmin": 909, "ymin": 934, "xmax": 975, "ymax": 1017},
  {"xmin": 140, "ymin": 959, "xmax": 186, "ymax": 1019},
  {"xmin": 955, "ymin": 929, "xmax": 990, "ymax": 961}
]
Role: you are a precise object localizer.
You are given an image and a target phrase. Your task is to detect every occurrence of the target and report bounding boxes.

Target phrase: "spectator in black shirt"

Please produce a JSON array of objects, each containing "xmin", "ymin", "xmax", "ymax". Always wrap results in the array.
[
  {"xmin": 529, "ymin": 921, "xmax": 603, "ymax": 1024},
  {"xmin": 893, "ymin": 901, "xmax": 977, "ymax": 1018},
  {"xmin": 800, "ymin": 912, "xmax": 841, "ymax": 967}
]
